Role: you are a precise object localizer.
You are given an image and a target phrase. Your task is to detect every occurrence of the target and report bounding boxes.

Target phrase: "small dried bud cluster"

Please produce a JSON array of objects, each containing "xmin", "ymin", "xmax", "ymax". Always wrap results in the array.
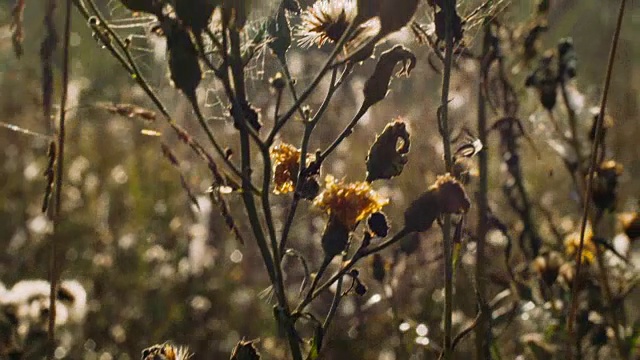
[{"xmin": 404, "ymin": 174, "xmax": 470, "ymax": 233}]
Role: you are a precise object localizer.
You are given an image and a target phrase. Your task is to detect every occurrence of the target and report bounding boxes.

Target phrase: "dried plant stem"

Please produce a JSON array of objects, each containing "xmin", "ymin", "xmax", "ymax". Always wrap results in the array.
[
  {"xmin": 279, "ymin": 68, "xmax": 344, "ymax": 256},
  {"xmin": 294, "ymin": 228, "xmax": 410, "ymax": 314},
  {"xmin": 566, "ymin": 0, "xmax": 627, "ymax": 359},
  {"xmin": 47, "ymin": 0, "xmax": 72, "ymax": 357},
  {"xmin": 222, "ymin": 22, "xmax": 304, "ymax": 360},
  {"xmin": 475, "ymin": 20, "xmax": 491, "ymax": 360},
  {"xmin": 267, "ymin": 22, "xmax": 356, "ymax": 144},
  {"xmin": 439, "ymin": 1, "xmax": 457, "ymax": 358}
]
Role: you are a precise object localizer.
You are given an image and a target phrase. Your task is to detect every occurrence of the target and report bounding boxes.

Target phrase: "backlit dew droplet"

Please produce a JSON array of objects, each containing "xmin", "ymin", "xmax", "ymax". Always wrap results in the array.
[
  {"xmin": 230, "ymin": 249, "xmax": 243, "ymax": 263},
  {"xmin": 416, "ymin": 323, "xmax": 428, "ymax": 337},
  {"xmin": 398, "ymin": 322, "xmax": 411, "ymax": 332}
]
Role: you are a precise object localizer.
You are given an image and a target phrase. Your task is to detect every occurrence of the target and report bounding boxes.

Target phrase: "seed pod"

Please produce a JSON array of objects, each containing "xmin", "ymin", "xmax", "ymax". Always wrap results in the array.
[
  {"xmin": 175, "ymin": 0, "xmax": 217, "ymax": 34},
  {"xmin": 165, "ymin": 19, "xmax": 202, "ymax": 98},
  {"xmin": 321, "ymin": 216, "xmax": 350, "ymax": 259},
  {"xmin": 378, "ymin": 0, "xmax": 419, "ymax": 36},
  {"xmin": 363, "ymin": 45, "xmax": 416, "ymax": 108},
  {"xmin": 366, "ymin": 120, "xmax": 410, "ymax": 182},
  {"xmin": 404, "ymin": 189, "xmax": 440, "ymax": 233},
  {"xmin": 371, "ymin": 253, "xmax": 386, "ymax": 283},
  {"xmin": 368, "ymin": 212, "xmax": 389, "ymax": 237},
  {"xmin": 230, "ymin": 339, "xmax": 261, "ymax": 360},
  {"xmin": 558, "ymin": 37, "xmax": 577, "ymax": 80}
]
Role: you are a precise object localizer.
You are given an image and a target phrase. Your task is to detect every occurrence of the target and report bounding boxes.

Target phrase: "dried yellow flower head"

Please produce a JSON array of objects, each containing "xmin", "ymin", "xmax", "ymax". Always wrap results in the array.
[
  {"xmin": 297, "ymin": 0, "xmax": 356, "ymax": 48},
  {"xmin": 314, "ymin": 175, "xmax": 389, "ymax": 228},
  {"xmin": 141, "ymin": 343, "xmax": 191, "ymax": 360},
  {"xmin": 270, "ymin": 143, "xmax": 302, "ymax": 195},
  {"xmin": 564, "ymin": 225, "xmax": 596, "ymax": 264}
]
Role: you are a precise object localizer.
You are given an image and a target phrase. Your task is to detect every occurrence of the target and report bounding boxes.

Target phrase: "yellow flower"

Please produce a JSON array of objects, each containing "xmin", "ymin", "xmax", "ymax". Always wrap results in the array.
[
  {"xmin": 297, "ymin": 0, "xmax": 356, "ymax": 48},
  {"xmin": 270, "ymin": 143, "xmax": 302, "ymax": 194},
  {"xmin": 564, "ymin": 225, "xmax": 596, "ymax": 264},
  {"xmin": 142, "ymin": 343, "xmax": 191, "ymax": 360},
  {"xmin": 314, "ymin": 175, "xmax": 388, "ymax": 228}
]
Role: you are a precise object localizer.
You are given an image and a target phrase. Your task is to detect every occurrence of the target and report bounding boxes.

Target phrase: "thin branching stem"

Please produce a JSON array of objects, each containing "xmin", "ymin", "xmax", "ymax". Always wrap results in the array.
[
  {"xmin": 267, "ymin": 22, "xmax": 356, "ymax": 145},
  {"xmin": 439, "ymin": 0, "xmax": 457, "ymax": 358},
  {"xmin": 279, "ymin": 68, "xmax": 344, "ymax": 256},
  {"xmin": 567, "ymin": 0, "xmax": 627, "ymax": 359},
  {"xmin": 294, "ymin": 228, "xmax": 409, "ymax": 314}
]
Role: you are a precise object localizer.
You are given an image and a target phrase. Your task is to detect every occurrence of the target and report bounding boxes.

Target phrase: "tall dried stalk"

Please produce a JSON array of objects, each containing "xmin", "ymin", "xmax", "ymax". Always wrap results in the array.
[
  {"xmin": 566, "ymin": 0, "xmax": 627, "ymax": 359},
  {"xmin": 438, "ymin": 0, "xmax": 457, "ymax": 358},
  {"xmin": 475, "ymin": 20, "xmax": 491, "ymax": 360}
]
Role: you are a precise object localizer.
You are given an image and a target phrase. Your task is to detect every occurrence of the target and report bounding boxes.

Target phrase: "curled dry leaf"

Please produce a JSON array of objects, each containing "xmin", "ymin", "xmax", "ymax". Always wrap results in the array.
[
  {"xmin": 365, "ymin": 119, "xmax": 411, "ymax": 182},
  {"xmin": 363, "ymin": 45, "xmax": 416, "ymax": 108}
]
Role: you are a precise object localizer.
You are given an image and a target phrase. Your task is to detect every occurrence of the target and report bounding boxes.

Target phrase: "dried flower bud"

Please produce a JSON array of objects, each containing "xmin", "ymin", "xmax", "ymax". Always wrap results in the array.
[
  {"xmin": 165, "ymin": 19, "xmax": 202, "ymax": 97},
  {"xmin": 321, "ymin": 216, "xmax": 350, "ymax": 259},
  {"xmin": 366, "ymin": 120, "xmax": 410, "ymax": 182},
  {"xmin": 432, "ymin": 174, "xmax": 470, "ymax": 214},
  {"xmin": 230, "ymin": 339, "xmax": 261, "ymax": 360},
  {"xmin": 434, "ymin": 6, "xmax": 464, "ymax": 43},
  {"xmin": 368, "ymin": 212, "xmax": 389, "ymax": 237},
  {"xmin": 298, "ymin": 176, "xmax": 321, "ymax": 200},
  {"xmin": 363, "ymin": 45, "xmax": 416, "ymax": 108},
  {"xmin": 619, "ymin": 212, "xmax": 640, "ymax": 240},
  {"xmin": 175, "ymin": 0, "xmax": 216, "ymax": 34},
  {"xmin": 558, "ymin": 37, "xmax": 577, "ymax": 80},
  {"xmin": 354, "ymin": 281, "xmax": 367, "ymax": 296},
  {"xmin": 588, "ymin": 107, "xmax": 614, "ymax": 143},
  {"xmin": 404, "ymin": 189, "xmax": 440, "ymax": 233},
  {"xmin": 371, "ymin": 253, "xmax": 386, "ymax": 283},
  {"xmin": 231, "ymin": 100, "xmax": 262, "ymax": 131},
  {"xmin": 591, "ymin": 160, "xmax": 623, "ymax": 211},
  {"xmin": 378, "ymin": 0, "xmax": 419, "ymax": 36},
  {"xmin": 526, "ymin": 53, "xmax": 557, "ymax": 111},
  {"xmin": 270, "ymin": 143, "xmax": 301, "ymax": 195},
  {"xmin": 533, "ymin": 251, "xmax": 563, "ymax": 287},
  {"xmin": 269, "ymin": 72, "xmax": 287, "ymax": 91}
]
